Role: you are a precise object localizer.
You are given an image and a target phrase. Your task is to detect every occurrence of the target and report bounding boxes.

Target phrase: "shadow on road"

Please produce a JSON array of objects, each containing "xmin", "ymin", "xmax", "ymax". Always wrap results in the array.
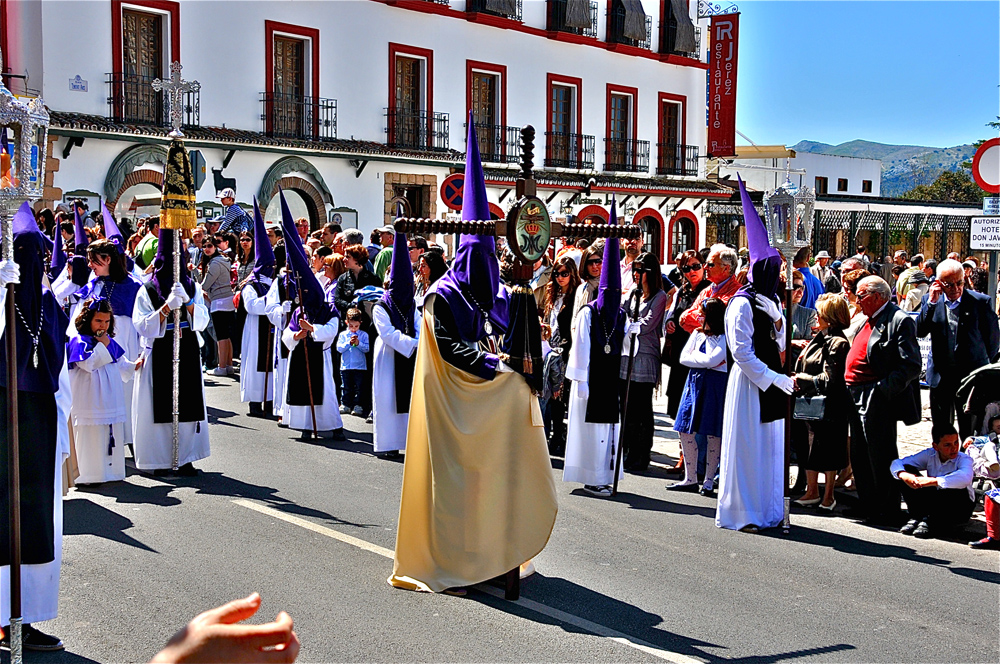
[
  {"xmin": 474, "ymin": 574, "xmax": 855, "ymax": 663},
  {"xmin": 206, "ymin": 405, "xmax": 255, "ymax": 430},
  {"xmin": 1, "ymin": 649, "xmax": 103, "ymax": 664},
  {"xmin": 73, "ymin": 471, "xmax": 181, "ymax": 508},
  {"xmin": 760, "ymin": 525, "xmax": 1000, "ymax": 585},
  {"xmin": 63, "ymin": 498, "xmax": 157, "ymax": 553}
]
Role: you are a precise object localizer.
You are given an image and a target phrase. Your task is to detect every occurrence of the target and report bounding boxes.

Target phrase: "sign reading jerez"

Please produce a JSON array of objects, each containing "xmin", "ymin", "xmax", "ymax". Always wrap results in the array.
[{"xmin": 708, "ymin": 13, "xmax": 739, "ymax": 158}]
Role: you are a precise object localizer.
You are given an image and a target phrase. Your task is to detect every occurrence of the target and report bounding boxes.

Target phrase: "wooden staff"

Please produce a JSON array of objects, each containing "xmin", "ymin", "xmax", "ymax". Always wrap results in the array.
[
  {"xmin": 290, "ymin": 269, "xmax": 318, "ymax": 438},
  {"xmin": 4, "ymin": 206, "xmax": 23, "ymax": 664}
]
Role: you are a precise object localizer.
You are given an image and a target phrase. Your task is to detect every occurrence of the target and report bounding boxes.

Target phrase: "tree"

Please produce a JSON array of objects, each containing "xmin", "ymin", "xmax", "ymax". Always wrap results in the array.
[{"xmin": 902, "ymin": 169, "xmax": 983, "ymax": 203}]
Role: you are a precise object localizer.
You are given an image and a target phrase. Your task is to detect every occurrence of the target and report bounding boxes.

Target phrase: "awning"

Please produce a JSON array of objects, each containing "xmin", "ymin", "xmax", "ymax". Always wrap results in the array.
[
  {"xmin": 484, "ymin": 0, "xmax": 518, "ymax": 17},
  {"xmin": 621, "ymin": 0, "xmax": 647, "ymax": 41},
  {"xmin": 669, "ymin": 0, "xmax": 697, "ymax": 53},
  {"xmin": 564, "ymin": 0, "xmax": 592, "ymax": 29}
]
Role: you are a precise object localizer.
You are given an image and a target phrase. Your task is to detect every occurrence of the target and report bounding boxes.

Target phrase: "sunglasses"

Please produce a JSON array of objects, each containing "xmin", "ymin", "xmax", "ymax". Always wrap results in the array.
[
  {"xmin": 202, "ymin": 243, "xmax": 214, "ymax": 248},
  {"xmin": 554, "ymin": 270, "xmax": 571, "ymax": 278},
  {"xmin": 240, "ymin": 238, "xmax": 252, "ymax": 243},
  {"xmin": 704, "ymin": 262, "xmax": 717, "ymax": 269},
  {"xmin": 792, "ymin": 284, "xmax": 804, "ymax": 291},
  {"xmin": 681, "ymin": 263, "xmax": 702, "ymax": 273},
  {"xmin": 586, "ymin": 259, "xmax": 603, "ymax": 266}
]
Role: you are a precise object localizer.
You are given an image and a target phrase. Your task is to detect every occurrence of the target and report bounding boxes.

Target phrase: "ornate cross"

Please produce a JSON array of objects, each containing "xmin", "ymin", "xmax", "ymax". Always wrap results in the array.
[{"xmin": 152, "ymin": 61, "xmax": 200, "ymax": 137}]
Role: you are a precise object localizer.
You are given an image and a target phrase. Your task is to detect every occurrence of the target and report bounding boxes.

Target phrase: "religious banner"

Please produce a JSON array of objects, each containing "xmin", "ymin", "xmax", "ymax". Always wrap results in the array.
[{"xmin": 708, "ymin": 13, "xmax": 739, "ymax": 158}]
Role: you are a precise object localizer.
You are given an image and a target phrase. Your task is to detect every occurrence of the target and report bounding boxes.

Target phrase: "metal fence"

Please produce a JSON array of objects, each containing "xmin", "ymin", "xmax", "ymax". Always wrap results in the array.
[
  {"xmin": 260, "ymin": 93, "xmax": 337, "ymax": 141},
  {"xmin": 107, "ymin": 72, "xmax": 200, "ymax": 127},
  {"xmin": 385, "ymin": 108, "xmax": 450, "ymax": 151}
]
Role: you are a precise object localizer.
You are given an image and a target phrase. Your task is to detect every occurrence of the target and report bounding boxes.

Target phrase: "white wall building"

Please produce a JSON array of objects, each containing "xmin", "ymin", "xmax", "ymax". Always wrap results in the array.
[
  {"xmin": 717, "ymin": 145, "xmax": 882, "ymax": 197},
  {"xmin": 3, "ymin": 0, "xmax": 733, "ymax": 264}
]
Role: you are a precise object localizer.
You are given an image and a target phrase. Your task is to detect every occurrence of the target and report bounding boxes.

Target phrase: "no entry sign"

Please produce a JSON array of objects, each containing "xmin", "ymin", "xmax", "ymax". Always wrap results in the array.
[
  {"xmin": 440, "ymin": 173, "xmax": 465, "ymax": 211},
  {"xmin": 972, "ymin": 138, "xmax": 1000, "ymax": 194}
]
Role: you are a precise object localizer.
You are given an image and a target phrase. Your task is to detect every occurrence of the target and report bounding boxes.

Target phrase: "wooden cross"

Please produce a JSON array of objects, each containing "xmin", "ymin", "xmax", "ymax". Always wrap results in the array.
[{"xmin": 152, "ymin": 61, "xmax": 201, "ymax": 137}]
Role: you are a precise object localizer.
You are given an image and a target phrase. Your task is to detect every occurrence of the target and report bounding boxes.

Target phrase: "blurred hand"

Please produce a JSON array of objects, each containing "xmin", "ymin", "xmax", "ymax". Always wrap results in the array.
[
  {"xmin": 298, "ymin": 319, "xmax": 315, "ymax": 334},
  {"xmin": 928, "ymin": 280, "xmax": 943, "ymax": 304},
  {"xmin": 149, "ymin": 593, "xmax": 299, "ymax": 664},
  {"xmin": 0, "ymin": 260, "xmax": 20, "ymax": 287},
  {"xmin": 665, "ymin": 320, "xmax": 676, "ymax": 335},
  {"xmin": 773, "ymin": 374, "xmax": 795, "ymax": 395},
  {"xmin": 577, "ymin": 381, "xmax": 589, "ymax": 400}
]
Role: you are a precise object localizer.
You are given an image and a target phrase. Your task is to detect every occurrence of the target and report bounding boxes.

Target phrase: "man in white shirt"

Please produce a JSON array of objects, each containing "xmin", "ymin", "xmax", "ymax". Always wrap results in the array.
[
  {"xmin": 620, "ymin": 236, "xmax": 642, "ymax": 301},
  {"xmin": 891, "ymin": 423, "xmax": 975, "ymax": 539}
]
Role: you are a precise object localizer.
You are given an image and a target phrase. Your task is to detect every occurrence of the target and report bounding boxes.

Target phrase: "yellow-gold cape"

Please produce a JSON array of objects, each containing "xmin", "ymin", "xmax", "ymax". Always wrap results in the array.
[{"xmin": 389, "ymin": 295, "xmax": 558, "ymax": 593}]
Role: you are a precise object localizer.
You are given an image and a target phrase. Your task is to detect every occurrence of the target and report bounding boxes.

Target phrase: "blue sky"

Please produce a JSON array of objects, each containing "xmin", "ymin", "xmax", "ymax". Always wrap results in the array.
[{"xmin": 728, "ymin": 1, "xmax": 999, "ymax": 149}]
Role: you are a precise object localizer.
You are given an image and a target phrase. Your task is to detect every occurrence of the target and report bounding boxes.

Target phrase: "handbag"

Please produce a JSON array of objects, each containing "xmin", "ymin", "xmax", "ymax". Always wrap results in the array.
[{"xmin": 793, "ymin": 395, "xmax": 826, "ymax": 421}]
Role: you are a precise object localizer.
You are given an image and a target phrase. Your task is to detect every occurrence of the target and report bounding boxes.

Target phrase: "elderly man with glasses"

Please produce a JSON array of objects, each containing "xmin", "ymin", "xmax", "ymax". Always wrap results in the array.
[
  {"xmin": 679, "ymin": 244, "xmax": 741, "ymax": 333},
  {"xmin": 917, "ymin": 259, "xmax": 1000, "ymax": 437},
  {"xmin": 844, "ymin": 276, "xmax": 922, "ymax": 526}
]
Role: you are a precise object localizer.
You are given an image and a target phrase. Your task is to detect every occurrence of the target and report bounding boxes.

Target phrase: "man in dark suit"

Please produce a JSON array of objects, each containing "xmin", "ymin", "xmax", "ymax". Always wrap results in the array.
[
  {"xmin": 844, "ymin": 276, "xmax": 922, "ymax": 525},
  {"xmin": 917, "ymin": 259, "xmax": 1000, "ymax": 437}
]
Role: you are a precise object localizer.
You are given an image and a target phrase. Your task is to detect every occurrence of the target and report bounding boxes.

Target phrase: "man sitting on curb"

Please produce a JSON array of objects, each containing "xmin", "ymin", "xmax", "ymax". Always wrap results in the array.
[{"xmin": 891, "ymin": 423, "xmax": 974, "ymax": 539}]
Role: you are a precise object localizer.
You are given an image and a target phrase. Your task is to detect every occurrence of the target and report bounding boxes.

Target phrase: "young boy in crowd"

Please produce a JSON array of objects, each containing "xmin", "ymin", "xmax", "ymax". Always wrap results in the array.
[{"xmin": 337, "ymin": 307, "xmax": 370, "ymax": 417}]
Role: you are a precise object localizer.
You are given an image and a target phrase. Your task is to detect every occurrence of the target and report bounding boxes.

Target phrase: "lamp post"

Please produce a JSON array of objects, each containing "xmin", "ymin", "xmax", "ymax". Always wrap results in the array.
[
  {"xmin": 0, "ymin": 48, "xmax": 50, "ymax": 664},
  {"xmin": 763, "ymin": 176, "xmax": 814, "ymax": 534}
]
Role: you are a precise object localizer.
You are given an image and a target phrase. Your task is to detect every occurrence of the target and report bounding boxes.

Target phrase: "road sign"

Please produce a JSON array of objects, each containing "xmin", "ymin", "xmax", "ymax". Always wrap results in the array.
[
  {"xmin": 972, "ymin": 138, "xmax": 1000, "ymax": 194},
  {"xmin": 189, "ymin": 150, "xmax": 206, "ymax": 191},
  {"xmin": 970, "ymin": 217, "xmax": 1000, "ymax": 251},
  {"xmin": 440, "ymin": 173, "xmax": 464, "ymax": 211},
  {"xmin": 984, "ymin": 197, "xmax": 1000, "ymax": 215}
]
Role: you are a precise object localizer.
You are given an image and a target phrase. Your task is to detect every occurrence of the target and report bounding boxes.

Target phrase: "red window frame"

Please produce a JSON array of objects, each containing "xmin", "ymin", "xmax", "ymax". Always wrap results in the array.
[
  {"xmin": 265, "ymin": 21, "xmax": 321, "ymax": 136},
  {"xmin": 666, "ymin": 210, "xmax": 699, "ymax": 264},
  {"xmin": 388, "ymin": 43, "xmax": 435, "ymax": 149},
  {"xmin": 634, "ymin": 208, "xmax": 665, "ymax": 263},
  {"xmin": 465, "ymin": 60, "xmax": 507, "ymax": 158},
  {"xmin": 111, "ymin": 0, "xmax": 181, "ymax": 78},
  {"xmin": 606, "ymin": 83, "xmax": 638, "ymax": 170},
  {"xmin": 0, "ymin": 0, "xmax": 8, "ymax": 75},
  {"xmin": 657, "ymin": 91, "xmax": 687, "ymax": 172},
  {"xmin": 546, "ymin": 73, "xmax": 583, "ymax": 165}
]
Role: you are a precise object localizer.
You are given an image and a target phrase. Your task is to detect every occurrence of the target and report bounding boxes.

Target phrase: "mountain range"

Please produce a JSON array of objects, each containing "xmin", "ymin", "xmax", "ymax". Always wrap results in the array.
[{"xmin": 790, "ymin": 139, "xmax": 977, "ymax": 198}]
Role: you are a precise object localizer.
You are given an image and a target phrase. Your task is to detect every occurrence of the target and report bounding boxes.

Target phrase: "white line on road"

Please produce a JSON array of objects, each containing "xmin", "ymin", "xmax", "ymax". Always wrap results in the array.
[{"xmin": 233, "ymin": 498, "xmax": 703, "ymax": 664}]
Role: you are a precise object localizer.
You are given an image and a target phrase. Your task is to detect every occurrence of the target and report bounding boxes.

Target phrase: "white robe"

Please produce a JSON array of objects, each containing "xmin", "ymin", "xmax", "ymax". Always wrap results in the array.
[
  {"xmin": 240, "ymin": 282, "xmax": 274, "ymax": 404},
  {"xmin": 131, "ymin": 283, "xmax": 211, "ymax": 470},
  {"xmin": 0, "ymin": 290, "xmax": 70, "ymax": 624},
  {"xmin": 67, "ymin": 278, "xmax": 142, "ymax": 446},
  {"xmin": 69, "ymin": 341, "xmax": 135, "ymax": 484},
  {"xmin": 281, "ymin": 316, "xmax": 343, "ymax": 433},
  {"xmin": 372, "ymin": 305, "xmax": 420, "ymax": 453},
  {"xmin": 563, "ymin": 307, "xmax": 622, "ymax": 487},
  {"xmin": 264, "ymin": 278, "xmax": 290, "ymax": 420},
  {"xmin": 716, "ymin": 297, "xmax": 786, "ymax": 531}
]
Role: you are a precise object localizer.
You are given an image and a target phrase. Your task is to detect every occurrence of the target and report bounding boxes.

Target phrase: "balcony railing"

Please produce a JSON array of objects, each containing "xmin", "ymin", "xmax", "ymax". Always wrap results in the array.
[
  {"xmin": 260, "ymin": 93, "xmax": 337, "ymax": 141},
  {"xmin": 466, "ymin": 0, "xmax": 522, "ymax": 21},
  {"xmin": 468, "ymin": 123, "xmax": 521, "ymax": 163},
  {"xmin": 545, "ymin": 131, "xmax": 595, "ymax": 169},
  {"xmin": 660, "ymin": 24, "xmax": 702, "ymax": 60},
  {"xmin": 656, "ymin": 143, "xmax": 699, "ymax": 177},
  {"xmin": 604, "ymin": 138, "xmax": 650, "ymax": 173},
  {"xmin": 425, "ymin": 0, "xmax": 450, "ymax": 4},
  {"xmin": 385, "ymin": 108, "xmax": 450, "ymax": 151},
  {"xmin": 547, "ymin": 0, "xmax": 599, "ymax": 38},
  {"xmin": 607, "ymin": 8, "xmax": 652, "ymax": 49},
  {"xmin": 107, "ymin": 72, "xmax": 200, "ymax": 126}
]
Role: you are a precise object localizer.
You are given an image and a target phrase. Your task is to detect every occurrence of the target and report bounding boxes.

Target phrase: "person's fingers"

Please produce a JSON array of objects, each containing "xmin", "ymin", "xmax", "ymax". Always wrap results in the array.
[
  {"xmin": 201, "ymin": 593, "xmax": 262, "ymax": 626},
  {"xmin": 257, "ymin": 630, "xmax": 301, "ymax": 664},
  {"xmin": 225, "ymin": 612, "xmax": 295, "ymax": 650}
]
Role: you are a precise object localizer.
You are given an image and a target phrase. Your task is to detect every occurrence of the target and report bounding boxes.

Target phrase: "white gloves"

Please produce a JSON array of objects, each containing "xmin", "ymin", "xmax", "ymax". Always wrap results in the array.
[
  {"xmin": 282, "ymin": 300, "xmax": 293, "ymax": 314},
  {"xmin": 0, "ymin": 260, "xmax": 20, "ymax": 287},
  {"xmin": 773, "ymin": 374, "xmax": 795, "ymax": 395},
  {"xmin": 577, "ymin": 381, "xmax": 589, "ymax": 400},
  {"xmin": 755, "ymin": 294, "xmax": 782, "ymax": 323},
  {"xmin": 497, "ymin": 361, "xmax": 515, "ymax": 374},
  {"xmin": 626, "ymin": 321, "xmax": 642, "ymax": 337},
  {"xmin": 164, "ymin": 283, "xmax": 187, "ymax": 310}
]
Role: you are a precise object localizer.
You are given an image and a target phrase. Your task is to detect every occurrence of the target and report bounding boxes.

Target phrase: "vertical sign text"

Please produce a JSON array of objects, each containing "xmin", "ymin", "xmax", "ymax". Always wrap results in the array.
[{"xmin": 708, "ymin": 14, "xmax": 739, "ymax": 158}]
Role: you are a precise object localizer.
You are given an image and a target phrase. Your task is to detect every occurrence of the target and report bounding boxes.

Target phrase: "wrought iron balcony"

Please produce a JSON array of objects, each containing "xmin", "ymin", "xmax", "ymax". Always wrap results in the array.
[
  {"xmin": 656, "ymin": 143, "xmax": 699, "ymax": 177},
  {"xmin": 660, "ymin": 24, "xmax": 702, "ymax": 60},
  {"xmin": 607, "ymin": 6, "xmax": 652, "ymax": 49},
  {"xmin": 466, "ymin": 0, "xmax": 522, "ymax": 21},
  {"xmin": 468, "ymin": 123, "xmax": 521, "ymax": 164},
  {"xmin": 604, "ymin": 138, "xmax": 650, "ymax": 173},
  {"xmin": 260, "ymin": 93, "xmax": 337, "ymax": 141},
  {"xmin": 385, "ymin": 108, "xmax": 450, "ymax": 151},
  {"xmin": 107, "ymin": 72, "xmax": 200, "ymax": 126},
  {"xmin": 425, "ymin": 0, "xmax": 451, "ymax": 4},
  {"xmin": 545, "ymin": 132, "xmax": 595, "ymax": 169},
  {"xmin": 547, "ymin": 0, "xmax": 599, "ymax": 38}
]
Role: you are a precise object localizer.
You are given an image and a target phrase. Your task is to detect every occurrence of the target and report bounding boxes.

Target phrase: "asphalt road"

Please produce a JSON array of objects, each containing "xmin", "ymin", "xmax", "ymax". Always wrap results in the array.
[{"xmin": 20, "ymin": 375, "xmax": 1000, "ymax": 663}]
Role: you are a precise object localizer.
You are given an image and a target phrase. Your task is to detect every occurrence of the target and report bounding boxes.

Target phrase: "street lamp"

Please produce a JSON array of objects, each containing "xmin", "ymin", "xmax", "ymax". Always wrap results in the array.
[
  {"xmin": 763, "ymin": 176, "xmax": 814, "ymax": 533},
  {"xmin": 0, "ymin": 47, "xmax": 50, "ymax": 664}
]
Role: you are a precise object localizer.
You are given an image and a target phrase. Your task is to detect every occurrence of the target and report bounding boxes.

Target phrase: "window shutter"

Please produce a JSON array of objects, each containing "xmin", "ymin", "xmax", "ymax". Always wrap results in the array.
[
  {"xmin": 620, "ymin": 0, "xmax": 647, "ymax": 41},
  {"xmin": 669, "ymin": 0, "xmax": 697, "ymax": 53},
  {"xmin": 485, "ymin": 0, "xmax": 518, "ymax": 17},
  {"xmin": 564, "ymin": 0, "xmax": 592, "ymax": 29}
]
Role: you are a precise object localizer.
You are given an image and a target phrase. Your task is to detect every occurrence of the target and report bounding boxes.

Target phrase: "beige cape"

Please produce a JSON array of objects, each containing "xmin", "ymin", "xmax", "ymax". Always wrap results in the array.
[{"xmin": 389, "ymin": 295, "xmax": 558, "ymax": 593}]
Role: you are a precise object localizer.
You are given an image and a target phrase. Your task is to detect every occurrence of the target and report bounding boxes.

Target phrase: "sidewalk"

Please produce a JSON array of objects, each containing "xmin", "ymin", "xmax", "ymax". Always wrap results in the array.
[{"xmin": 649, "ymin": 386, "xmax": 988, "ymax": 534}]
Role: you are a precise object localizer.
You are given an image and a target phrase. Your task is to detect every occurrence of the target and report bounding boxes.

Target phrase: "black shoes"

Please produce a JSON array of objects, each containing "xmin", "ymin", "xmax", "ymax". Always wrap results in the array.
[
  {"xmin": 331, "ymin": 428, "xmax": 347, "ymax": 441},
  {"xmin": 912, "ymin": 521, "xmax": 933, "ymax": 539},
  {"xmin": 177, "ymin": 463, "xmax": 198, "ymax": 477},
  {"xmin": 899, "ymin": 519, "xmax": 920, "ymax": 535},
  {"xmin": 969, "ymin": 536, "xmax": 1000, "ymax": 550},
  {"xmin": 0, "ymin": 624, "xmax": 65, "ymax": 652},
  {"xmin": 666, "ymin": 482, "xmax": 700, "ymax": 493}
]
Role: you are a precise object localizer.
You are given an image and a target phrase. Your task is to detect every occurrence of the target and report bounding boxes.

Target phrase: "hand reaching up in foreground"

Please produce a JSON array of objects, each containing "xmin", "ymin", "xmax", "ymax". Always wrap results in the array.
[{"xmin": 150, "ymin": 593, "xmax": 299, "ymax": 663}]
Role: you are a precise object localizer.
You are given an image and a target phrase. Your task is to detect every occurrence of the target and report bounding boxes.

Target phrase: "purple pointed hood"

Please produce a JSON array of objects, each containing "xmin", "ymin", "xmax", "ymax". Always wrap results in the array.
[
  {"xmin": 737, "ymin": 174, "xmax": 782, "ymax": 300},
  {"xmin": 431, "ymin": 113, "xmax": 508, "ymax": 341},
  {"xmin": 252, "ymin": 196, "xmax": 276, "ymax": 283},
  {"xmin": 101, "ymin": 203, "xmax": 135, "ymax": 273},
  {"xmin": 151, "ymin": 228, "xmax": 195, "ymax": 299},
  {"xmin": 279, "ymin": 189, "xmax": 331, "ymax": 326},
  {"xmin": 70, "ymin": 203, "xmax": 92, "ymax": 286},
  {"xmin": 73, "ymin": 204, "xmax": 89, "ymax": 250},
  {"xmin": 48, "ymin": 225, "xmax": 66, "ymax": 281},
  {"xmin": 381, "ymin": 227, "xmax": 415, "ymax": 334},
  {"xmin": 592, "ymin": 196, "xmax": 622, "ymax": 329}
]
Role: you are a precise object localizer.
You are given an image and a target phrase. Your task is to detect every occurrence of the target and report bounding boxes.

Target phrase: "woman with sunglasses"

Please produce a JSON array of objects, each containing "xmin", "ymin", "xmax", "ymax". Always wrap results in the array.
[
  {"xmin": 662, "ymin": 250, "xmax": 709, "ymax": 420},
  {"xmin": 621, "ymin": 252, "xmax": 668, "ymax": 472},
  {"xmin": 232, "ymin": 232, "xmax": 256, "ymax": 361},
  {"xmin": 197, "ymin": 236, "xmax": 236, "ymax": 376},
  {"xmin": 540, "ymin": 256, "xmax": 581, "ymax": 456},
  {"xmin": 572, "ymin": 241, "xmax": 605, "ymax": 320}
]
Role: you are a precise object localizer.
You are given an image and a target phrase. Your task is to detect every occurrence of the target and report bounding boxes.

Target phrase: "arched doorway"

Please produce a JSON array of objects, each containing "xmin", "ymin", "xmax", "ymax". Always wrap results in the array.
[
  {"xmin": 575, "ymin": 204, "xmax": 609, "ymax": 224},
  {"xmin": 264, "ymin": 188, "xmax": 313, "ymax": 227},
  {"xmin": 115, "ymin": 182, "xmax": 162, "ymax": 225},
  {"xmin": 668, "ymin": 211, "xmax": 699, "ymax": 262},
  {"xmin": 634, "ymin": 209, "xmax": 665, "ymax": 263}
]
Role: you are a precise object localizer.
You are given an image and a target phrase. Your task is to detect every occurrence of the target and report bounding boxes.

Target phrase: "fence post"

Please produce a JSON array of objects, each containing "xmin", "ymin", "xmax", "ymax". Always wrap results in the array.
[
  {"xmin": 849, "ymin": 210, "xmax": 858, "ymax": 252},
  {"xmin": 881, "ymin": 212, "xmax": 889, "ymax": 261}
]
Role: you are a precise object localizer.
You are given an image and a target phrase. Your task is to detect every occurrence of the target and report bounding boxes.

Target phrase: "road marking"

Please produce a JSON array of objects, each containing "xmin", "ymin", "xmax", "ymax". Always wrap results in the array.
[{"xmin": 233, "ymin": 499, "xmax": 702, "ymax": 664}]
